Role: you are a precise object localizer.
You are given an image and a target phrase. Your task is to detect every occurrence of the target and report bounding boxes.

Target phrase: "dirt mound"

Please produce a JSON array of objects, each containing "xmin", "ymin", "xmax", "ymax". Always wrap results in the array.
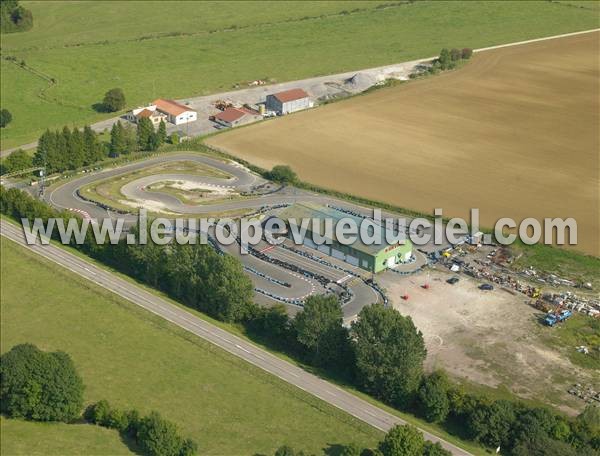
[{"xmin": 343, "ymin": 72, "xmax": 379, "ymax": 92}]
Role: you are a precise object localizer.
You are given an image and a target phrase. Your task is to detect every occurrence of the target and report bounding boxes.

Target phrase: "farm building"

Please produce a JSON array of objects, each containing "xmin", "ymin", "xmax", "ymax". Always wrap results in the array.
[
  {"xmin": 126, "ymin": 106, "xmax": 167, "ymax": 127},
  {"xmin": 266, "ymin": 88, "xmax": 311, "ymax": 115},
  {"xmin": 277, "ymin": 203, "xmax": 413, "ymax": 273},
  {"xmin": 153, "ymin": 98, "xmax": 197, "ymax": 125},
  {"xmin": 213, "ymin": 107, "xmax": 262, "ymax": 128}
]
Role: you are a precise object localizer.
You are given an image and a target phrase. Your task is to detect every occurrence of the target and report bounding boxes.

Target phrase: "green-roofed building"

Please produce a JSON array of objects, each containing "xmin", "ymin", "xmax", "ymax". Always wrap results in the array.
[{"xmin": 277, "ymin": 203, "xmax": 413, "ymax": 273}]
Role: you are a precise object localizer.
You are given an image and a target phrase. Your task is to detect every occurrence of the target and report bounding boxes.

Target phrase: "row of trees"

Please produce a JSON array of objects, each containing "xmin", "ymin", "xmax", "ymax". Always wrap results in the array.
[
  {"xmin": 86, "ymin": 401, "xmax": 197, "ymax": 456},
  {"xmin": 1, "ymin": 187, "xmax": 598, "ymax": 456},
  {"xmin": 0, "ymin": 343, "xmax": 198, "ymax": 456},
  {"xmin": 26, "ymin": 118, "xmax": 168, "ymax": 176},
  {"xmin": 273, "ymin": 424, "xmax": 451, "ymax": 456},
  {"xmin": 34, "ymin": 125, "xmax": 105, "ymax": 173},
  {"xmin": 418, "ymin": 47, "xmax": 473, "ymax": 76},
  {"xmin": 110, "ymin": 117, "xmax": 167, "ymax": 155}
]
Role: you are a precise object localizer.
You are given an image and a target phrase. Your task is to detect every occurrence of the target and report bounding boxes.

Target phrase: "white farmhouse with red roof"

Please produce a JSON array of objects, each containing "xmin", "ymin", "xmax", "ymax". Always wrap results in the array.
[
  {"xmin": 153, "ymin": 98, "xmax": 197, "ymax": 125},
  {"xmin": 127, "ymin": 98, "xmax": 197, "ymax": 126}
]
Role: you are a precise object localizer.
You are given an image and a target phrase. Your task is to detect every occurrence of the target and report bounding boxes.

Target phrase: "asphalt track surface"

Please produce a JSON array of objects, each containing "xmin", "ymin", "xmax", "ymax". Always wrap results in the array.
[
  {"xmin": 0, "ymin": 219, "xmax": 472, "ymax": 455},
  {"xmin": 46, "ymin": 152, "xmax": 410, "ymax": 319}
]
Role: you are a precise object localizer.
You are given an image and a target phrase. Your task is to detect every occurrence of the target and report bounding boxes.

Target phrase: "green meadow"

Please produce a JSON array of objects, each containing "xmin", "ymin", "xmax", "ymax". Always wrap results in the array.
[
  {"xmin": 0, "ymin": 237, "xmax": 382, "ymax": 455},
  {"xmin": 1, "ymin": 0, "xmax": 598, "ymax": 149}
]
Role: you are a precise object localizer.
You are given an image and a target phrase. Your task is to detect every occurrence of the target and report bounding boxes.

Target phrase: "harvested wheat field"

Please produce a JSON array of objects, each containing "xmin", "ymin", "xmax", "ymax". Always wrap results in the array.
[{"xmin": 207, "ymin": 32, "xmax": 600, "ymax": 255}]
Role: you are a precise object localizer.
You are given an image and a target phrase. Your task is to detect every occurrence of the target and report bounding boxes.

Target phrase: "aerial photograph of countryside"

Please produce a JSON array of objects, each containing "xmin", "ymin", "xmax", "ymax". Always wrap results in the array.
[{"xmin": 0, "ymin": 2, "xmax": 599, "ymax": 456}]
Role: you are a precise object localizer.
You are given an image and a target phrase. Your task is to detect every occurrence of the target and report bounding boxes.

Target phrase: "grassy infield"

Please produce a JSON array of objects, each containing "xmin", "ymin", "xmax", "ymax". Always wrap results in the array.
[{"xmin": 1, "ymin": 1, "xmax": 600, "ymax": 455}]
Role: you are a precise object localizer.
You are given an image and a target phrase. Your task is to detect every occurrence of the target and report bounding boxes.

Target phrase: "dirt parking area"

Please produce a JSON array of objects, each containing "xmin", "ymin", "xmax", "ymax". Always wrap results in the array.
[{"xmin": 378, "ymin": 268, "xmax": 598, "ymax": 414}]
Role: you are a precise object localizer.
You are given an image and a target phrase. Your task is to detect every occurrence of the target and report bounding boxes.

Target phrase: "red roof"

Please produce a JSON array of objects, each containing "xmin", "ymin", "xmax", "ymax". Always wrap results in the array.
[
  {"xmin": 153, "ymin": 98, "xmax": 193, "ymax": 116},
  {"xmin": 136, "ymin": 109, "xmax": 154, "ymax": 118},
  {"xmin": 214, "ymin": 107, "xmax": 247, "ymax": 123},
  {"xmin": 271, "ymin": 88, "xmax": 309, "ymax": 103}
]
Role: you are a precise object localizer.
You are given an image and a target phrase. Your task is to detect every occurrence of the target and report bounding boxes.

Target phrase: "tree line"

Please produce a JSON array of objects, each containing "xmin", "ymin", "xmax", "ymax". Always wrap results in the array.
[
  {"xmin": 1, "ymin": 186, "xmax": 598, "ymax": 456},
  {"xmin": 86, "ymin": 400, "xmax": 196, "ymax": 456},
  {"xmin": 20, "ymin": 119, "xmax": 169, "ymax": 176},
  {"xmin": 410, "ymin": 47, "xmax": 473, "ymax": 79},
  {"xmin": 0, "ymin": 344, "xmax": 197, "ymax": 456}
]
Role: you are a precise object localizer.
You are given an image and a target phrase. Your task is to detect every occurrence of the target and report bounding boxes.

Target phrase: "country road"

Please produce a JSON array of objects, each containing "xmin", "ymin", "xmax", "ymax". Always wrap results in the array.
[
  {"xmin": 0, "ymin": 218, "xmax": 473, "ymax": 455},
  {"xmin": 2, "ymin": 27, "xmax": 597, "ymax": 158}
]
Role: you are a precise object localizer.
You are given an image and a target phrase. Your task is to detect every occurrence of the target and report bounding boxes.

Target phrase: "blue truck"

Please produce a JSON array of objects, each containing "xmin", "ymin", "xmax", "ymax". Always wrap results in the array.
[{"xmin": 544, "ymin": 309, "xmax": 572, "ymax": 326}]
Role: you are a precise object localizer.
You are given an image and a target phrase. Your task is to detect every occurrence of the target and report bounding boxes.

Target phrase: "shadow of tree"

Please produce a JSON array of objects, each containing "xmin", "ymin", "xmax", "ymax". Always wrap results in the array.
[{"xmin": 92, "ymin": 102, "xmax": 111, "ymax": 113}]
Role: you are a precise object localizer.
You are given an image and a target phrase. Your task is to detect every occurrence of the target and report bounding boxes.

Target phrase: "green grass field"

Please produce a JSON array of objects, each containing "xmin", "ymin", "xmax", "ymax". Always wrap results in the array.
[
  {"xmin": 0, "ymin": 237, "xmax": 383, "ymax": 455},
  {"xmin": 542, "ymin": 314, "xmax": 600, "ymax": 370},
  {"xmin": 0, "ymin": 417, "xmax": 134, "ymax": 456},
  {"xmin": 1, "ymin": 0, "xmax": 598, "ymax": 149}
]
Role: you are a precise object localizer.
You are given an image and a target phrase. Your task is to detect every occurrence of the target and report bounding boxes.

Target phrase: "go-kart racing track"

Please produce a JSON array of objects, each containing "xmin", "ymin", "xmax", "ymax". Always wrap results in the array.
[{"xmin": 46, "ymin": 152, "xmax": 439, "ymax": 321}]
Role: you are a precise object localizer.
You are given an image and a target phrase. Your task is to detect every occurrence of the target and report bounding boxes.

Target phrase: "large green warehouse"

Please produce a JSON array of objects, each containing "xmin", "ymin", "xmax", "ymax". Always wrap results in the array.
[{"xmin": 277, "ymin": 203, "xmax": 413, "ymax": 273}]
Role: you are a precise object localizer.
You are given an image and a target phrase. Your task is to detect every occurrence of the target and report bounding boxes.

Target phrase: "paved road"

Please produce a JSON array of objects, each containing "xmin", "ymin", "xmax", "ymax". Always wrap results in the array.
[
  {"xmin": 2, "ymin": 28, "xmax": 597, "ymax": 158},
  {"xmin": 0, "ymin": 219, "xmax": 472, "ymax": 455}
]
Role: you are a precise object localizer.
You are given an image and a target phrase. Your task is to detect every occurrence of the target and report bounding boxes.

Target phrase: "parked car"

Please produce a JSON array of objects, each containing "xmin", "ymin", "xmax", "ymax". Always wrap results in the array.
[
  {"xmin": 479, "ymin": 283, "xmax": 494, "ymax": 291},
  {"xmin": 447, "ymin": 277, "xmax": 460, "ymax": 285}
]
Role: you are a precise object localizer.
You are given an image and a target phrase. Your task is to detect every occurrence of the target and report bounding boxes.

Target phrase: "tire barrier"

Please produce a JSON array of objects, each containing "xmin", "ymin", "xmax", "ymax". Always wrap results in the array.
[
  {"xmin": 75, "ymin": 188, "xmax": 132, "ymax": 215},
  {"xmin": 254, "ymin": 287, "xmax": 305, "ymax": 307},
  {"xmin": 244, "ymin": 265, "xmax": 292, "ymax": 288},
  {"xmin": 243, "ymin": 203, "xmax": 291, "ymax": 219},
  {"xmin": 240, "ymin": 182, "xmax": 285, "ymax": 197}
]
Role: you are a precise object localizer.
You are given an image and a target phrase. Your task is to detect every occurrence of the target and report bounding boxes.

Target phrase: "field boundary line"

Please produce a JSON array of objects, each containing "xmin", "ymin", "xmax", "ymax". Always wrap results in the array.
[{"xmin": 474, "ymin": 28, "xmax": 600, "ymax": 53}]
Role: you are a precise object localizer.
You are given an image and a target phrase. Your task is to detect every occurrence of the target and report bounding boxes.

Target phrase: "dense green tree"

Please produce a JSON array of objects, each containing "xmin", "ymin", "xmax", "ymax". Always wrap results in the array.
[
  {"xmin": 157, "ymin": 120, "xmax": 167, "ymax": 145},
  {"xmin": 423, "ymin": 441, "xmax": 452, "ymax": 456},
  {"xmin": 148, "ymin": 131, "xmax": 161, "ymax": 151},
  {"xmin": 294, "ymin": 294, "xmax": 349, "ymax": 367},
  {"xmin": 417, "ymin": 371, "xmax": 450, "ymax": 423},
  {"xmin": 461, "ymin": 48, "xmax": 473, "ymax": 59},
  {"xmin": 378, "ymin": 424, "xmax": 424, "ymax": 456},
  {"xmin": 137, "ymin": 117, "xmax": 154, "ymax": 150},
  {"xmin": 339, "ymin": 442, "xmax": 362, "ymax": 456},
  {"xmin": 467, "ymin": 400, "xmax": 516, "ymax": 448},
  {"xmin": 110, "ymin": 121, "xmax": 127, "ymax": 157},
  {"xmin": 133, "ymin": 240, "xmax": 255, "ymax": 322},
  {"xmin": 103, "ymin": 88, "xmax": 126, "ymax": 112},
  {"xmin": 352, "ymin": 304, "xmax": 426, "ymax": 407},
  {"xmin": 124, "ymin": 123, "xmax": 138, "ymax": 154},
  {"xmin": 268, "ymin": 165, "xmax": 297, "ymax": 184},
  {"xmin": 573, "ymin": 406, "xmax": 600, "ymax": 451},
  {"xmin": 0, "ymin": 108, "xmax": 12, "ymax": 127},
  {"xmin": 274, "ymin": 445, "xmax": 296, "ymax": 456},
  {"xmin": 196, "ymin": 248, "xmax": 254, "ymax": 322},
  {"xmin": 68, "ymin": 127, "xmax": 85, "ymax": 169},
  {"xmin": 83, "ymin": 125, "xmax": 104, "ymax": 164},
  {"xmin": 179, "ymin": 438, "xmax": 198, "ymax": 456},
  {"xmin": 0, "ymin": 149, "xmax": 32, "ymax": 175},
  {"xmin": 438, "ymin": 48, "xmax": 451, "ymax": 68},
  {"xmin": 170, "ymin": 132, "xmax": 180, "ymax": 144},
  {"xmin": 450, "ymin": 48, "xmax": 461, "ymax": 61},
  {"xmin": 0, "ymin": 0, "xmax": 32, "ymax": 33},
  {"xmin": 510, "ymin": 432, "xmax": 579, "ymax": 456},
  {"xmin": 137, "ymin": 411, "xmax": 185, "ymax": 456},
  {"xmin": 85, "ymin": 399, "xmax": 111, "ymax": 424},
  {"xmin": 0, "ymin": 344, "xmax": 84, "ymax": 422}
]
